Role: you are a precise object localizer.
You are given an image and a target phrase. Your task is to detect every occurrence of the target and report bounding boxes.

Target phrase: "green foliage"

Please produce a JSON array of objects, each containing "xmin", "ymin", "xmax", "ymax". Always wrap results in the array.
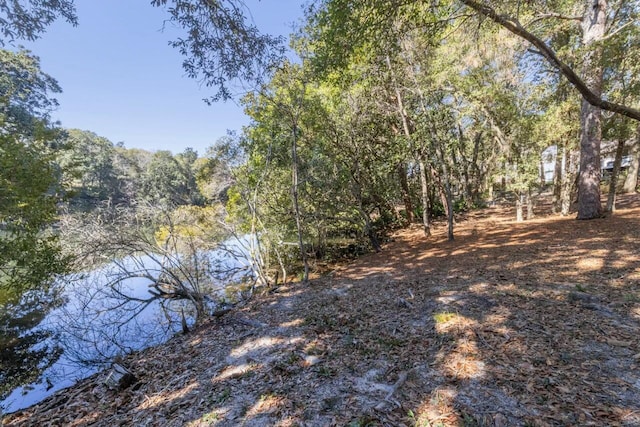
[
  {"xmin": 428, "ymin": 201, "xmax": 445, "ymax": 218},
  {"xmin": 0, "ymin": 48, "xmax": 61, "ymax": 136},
  {"xmin": 194, "ymin": 135, "xmax": 242, "ymax": 203},
  {"xmin": 453, "ymin": 198, "xmax": 471, "ymax": 213},
  {"xmin": 232, "ymin": 59, "xmax": 405, "ymax": 270},
  {"xmin": 54, "ymin": 133, "xmax": 209, "ymax": 211},
  {"xmin": 0, "ymin": 120, "xmax": 65, "ymax": 298},
  {"xmin": 142, "ymin": 149, "xmax": 203, "ymax": 206},
  {"xmin": 433, "ymin": 312, "xmax": 458, "ymax": 324},
  {"xmin": 0, "ymin": 136, "xmax": 65, "ymax": 399},
  {"xmin": 149, "ymin": 0, "xmax": 285, "ymax": 102},
  {"xmin": 57, "ymin": 129, "xmax": 119, "ymax": 204},
  {"xmin": 0, "ymin": 0, "xmax": 77, "ymax": 44},
  {"xmin": 154, "ymin": 205, "xmax": 226, "ymax": 249},
  {"xmin": 304, "ymin": 0, "xmax": 449, "ymax": 77},
  {"xmin": 0, "ymin": 48, "xmax": 68, "ymax": 399}
]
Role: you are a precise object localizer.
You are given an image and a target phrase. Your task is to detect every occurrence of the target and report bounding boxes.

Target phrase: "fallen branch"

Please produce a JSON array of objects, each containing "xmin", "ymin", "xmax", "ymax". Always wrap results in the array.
[{"xmin": 374, "ymin": 369, "xmax": 413, "ymax": 412}]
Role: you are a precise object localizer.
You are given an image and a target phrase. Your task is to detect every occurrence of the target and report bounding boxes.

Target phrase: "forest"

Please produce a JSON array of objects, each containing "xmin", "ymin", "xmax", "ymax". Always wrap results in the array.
[{"xmin": 2, "ymin": 0, "xmax": 640, "ymax": 424}]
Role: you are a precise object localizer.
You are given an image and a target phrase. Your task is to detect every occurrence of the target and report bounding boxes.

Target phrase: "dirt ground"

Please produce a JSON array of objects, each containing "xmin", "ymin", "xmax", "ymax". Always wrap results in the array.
[{"xmin": 4, "ymin": 195, "xmax": 640, "ymax": 426}]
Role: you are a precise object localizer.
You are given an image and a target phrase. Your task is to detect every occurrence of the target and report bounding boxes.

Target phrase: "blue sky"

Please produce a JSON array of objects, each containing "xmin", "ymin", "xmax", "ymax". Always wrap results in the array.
[{"xmin": 20, "ymin": 0, "xmax": 305, "ymax": 155}]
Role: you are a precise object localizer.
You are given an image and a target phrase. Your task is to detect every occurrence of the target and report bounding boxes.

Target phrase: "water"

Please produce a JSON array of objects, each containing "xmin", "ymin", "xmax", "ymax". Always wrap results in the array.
[{"xmin": 0, "ymin": 236, "xmax": 258, "ymax": 414}]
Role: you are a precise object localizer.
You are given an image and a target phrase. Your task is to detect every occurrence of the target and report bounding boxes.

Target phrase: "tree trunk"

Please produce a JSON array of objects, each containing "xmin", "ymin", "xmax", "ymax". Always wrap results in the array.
[
  {"xmin": 560, "ymin": 147, "xmax": 570, "ymax": 215},
  {"xmin": 350, "ymin": 163, "xmax": 381, "ymax": 252},
  {"xmin": 386, "ymin": 55, "xmax": 415, "ymax": 224},
  {"xmin": 527, "ymin": 189, "xmax": 535, "ymax": 220},
  {"xmin": 418, "ymin": 157, "xmax": 431, "ymax": 237},
  {"xmin": 445, "ymin": 178, "xmax": 454, "ymax": 241},
  {"xmin": 397, "ymin": 162, "xmax": 415, "ymax": 223},
  {"xmin": 291, "ymin": 124, "xmax": 309, "ymax": 282},
  {"xmin": 438, "ymin": 152, "xmax": 454, "ymax": 241},
  {"xmin": 471, "ymin": 131, "xmax": 483, "ymax": 205},
  {"xmin": 105, "ymin": 363, "xmax": 136, "ymax": 390},
  {"xmin": 516, "ymin": 193, "xmax": 524, "ymax": 222},
  {"xmin": 561, "ymin": 150, "xmax": 580, "ymax": 216},
  {"xmin": 606, "ymin": 138, "xmax": 625, "ymax": 212},
  {"xmin": 552, "ymin": 144, "xmax": 563, "ymax": 214},
  {"xmin": 576, "ymin": 0, "xmax": 606, "ymax": 220},
  {"xmin": 363, "ymin": 211, "xmax": 381, "ymax": 252},
  {"xmin": 456, "ymin": 125, "xmax": 472, "ymax": 203},
  {"xmin": 623, "ymin": 124, "xmax": 640, "ymax": 193}
]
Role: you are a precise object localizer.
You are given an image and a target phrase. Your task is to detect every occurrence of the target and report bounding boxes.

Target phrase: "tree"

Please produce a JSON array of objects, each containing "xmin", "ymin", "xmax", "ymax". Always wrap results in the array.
[
  {"xmin": 458, "ymin": 0, "xmax": 640, "ymax": 219},
  {"xmin": 0, "ymin": 49, "xmax": 66, "ymax": 295},
  {"xmin": 0, "ymin": 49, "xmax": 67, "ymax": 401},
  {"xmin": 194, "ymin": 135, "xmax": 243, "ymax": 203},
  {"xmin": 0, "ymin": 0, "xmax": 77, "ymax": 44},
  {"xmin": 321, "ymin": 76, "xmax": 398, "ymax": 250},
  {"xmin": 56, "ymin": 129, "xmax": 120, "ymax": 206},
  {"xmin": 142, "ymin": 150, "xmax": 202, "ymax": 206},
  {"xmin": 623, "ymin": 127, "xmax": 640, "ymax": 193},
  {"xmin": 150, "ymin": 0, "xmax": 286, "ymax": 101},
  {"xmin": 458, "ymin": 0, "xmax": 640, "ymax": 121},
  {"xmin": 241, "ymin": 63, "xmax": 317, "ymax": 281},
  {"xmin": 175, "ymin": 147, "xmax": 203, "ymax": 205},
  {"xmin": 305, "ymin": 0, "xmax": 640, "ymax": 220},
  {"xmin": 0, "ymin": 135, "xmax": 65, "ymax": 295},
  {"xmin": 0, "ymin": 48, "xmax": 61, "ymax": 135},
  {"xmin": 111, "ymin": 146, "xmax": 151, "ymax": 206}
]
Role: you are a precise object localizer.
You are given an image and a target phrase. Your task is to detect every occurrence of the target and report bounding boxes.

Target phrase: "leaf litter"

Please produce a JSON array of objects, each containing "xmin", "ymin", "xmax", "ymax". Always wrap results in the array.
[{"xmin": 4, "ymin": 194, "xmax": 640, "ymax": 426}]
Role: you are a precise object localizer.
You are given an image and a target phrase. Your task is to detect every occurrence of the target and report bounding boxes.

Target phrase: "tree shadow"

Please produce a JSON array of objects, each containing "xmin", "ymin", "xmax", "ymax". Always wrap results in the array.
[{"xmin": 5, "ymin": 196, "xmax": 640, "ymax": 426}]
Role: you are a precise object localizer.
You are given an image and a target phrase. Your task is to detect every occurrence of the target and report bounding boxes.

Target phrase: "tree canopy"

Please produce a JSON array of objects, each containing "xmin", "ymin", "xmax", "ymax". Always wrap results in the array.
[{"xmin": 0, "ymin": 0, "xmax": 77, "ymax": 44}]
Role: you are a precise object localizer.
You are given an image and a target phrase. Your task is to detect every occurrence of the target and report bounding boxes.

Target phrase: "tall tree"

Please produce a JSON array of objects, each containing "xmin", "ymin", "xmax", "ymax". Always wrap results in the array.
[
  {"xmin": 0, "ymin": 49, "xmax": 67, "ymax": 398},
  {"xmin": 576, "ymin": 0, "xmax": 606, "ymax": 218},
  {"xmin": 0, "ymin": 49, "xmax": 66, "ymax": 294},
  {"xmin": 0, "ymin": 48, "xmax": 61, "ymax": 135},
  {"xmin": 57, "ymin": 129, "xmax": 119, "ymax": 205},
  {"xmin": 458, "ymin": 0, "xmax": 640, "ymax": 218},
  {"xmin": 142, "ymin": 150, "xmax": 201, "ymax": 206},
  {"xmin": 458, "ymin": 0, "xmax": 640, "ymax": 120}
]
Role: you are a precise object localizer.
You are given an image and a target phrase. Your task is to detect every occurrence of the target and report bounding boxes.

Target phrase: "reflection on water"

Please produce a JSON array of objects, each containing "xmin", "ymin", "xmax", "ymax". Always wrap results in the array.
[
  {"xmin": 0, "ymin": 287, "xmax": 63, "ymax": 403},
  {"xmin": 0, "ymin": 237, "xmax": 256, "ymax": 414},
  {"xmin": 0, "ymin": 261, "xmax": 202, "ymax": 414}
]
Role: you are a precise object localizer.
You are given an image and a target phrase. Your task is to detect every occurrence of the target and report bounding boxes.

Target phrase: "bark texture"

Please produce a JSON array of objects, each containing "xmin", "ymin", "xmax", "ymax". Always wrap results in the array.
[
  {"xmin": 605, "ymin": 139, "xmax": 625, "ymax": 212},
  {"xmin": 418, "ymin": 158, "xmax": 431, "ymax": 237},
  {"xmin": 576, "ymin": 0, "xmax": 606, "ymax": 219},
  {"xmin": 623, "ymin": 125, "xmax": 640, "ymax": 193},
  {"xmin": 291, "ymin": 124, "xmax": 309, "ymax": 282}
]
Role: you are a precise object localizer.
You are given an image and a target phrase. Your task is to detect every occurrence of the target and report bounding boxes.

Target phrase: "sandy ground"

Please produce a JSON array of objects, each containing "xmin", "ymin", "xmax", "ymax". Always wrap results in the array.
[{"xmin": 4, "ymin": 195, "xmax": 640, "ymax": 426}]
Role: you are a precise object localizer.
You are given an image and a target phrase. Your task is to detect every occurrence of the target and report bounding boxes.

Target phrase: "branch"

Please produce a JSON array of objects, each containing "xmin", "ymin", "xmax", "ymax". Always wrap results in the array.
[
  {"xmin": 527, "ymin": 13, "xmax": 582, "ymax": 27},
  {"xmin": 600, "ymin": 21, "xmax": 634, "ymax": 42},
  {"xmin": 459, "ymin": 0, "xmax": 640, "ymax": 121}
]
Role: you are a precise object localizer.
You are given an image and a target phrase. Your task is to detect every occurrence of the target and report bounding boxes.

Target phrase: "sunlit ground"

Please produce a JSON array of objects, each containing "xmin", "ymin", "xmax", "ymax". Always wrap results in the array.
[{"xmin": 5, "ymin": 194, "xmax": 640, "ymax": 426}]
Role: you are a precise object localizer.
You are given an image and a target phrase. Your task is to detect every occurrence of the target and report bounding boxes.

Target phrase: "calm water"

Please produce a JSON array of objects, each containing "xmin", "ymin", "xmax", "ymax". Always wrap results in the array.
[{"xmin": 0, "ymin": 237, "xmax": 256, "ymax": 414}]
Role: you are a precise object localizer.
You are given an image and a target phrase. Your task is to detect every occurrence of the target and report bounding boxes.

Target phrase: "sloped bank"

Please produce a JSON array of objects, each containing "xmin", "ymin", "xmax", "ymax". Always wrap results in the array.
[{"xmin": 4, "ymin": 196, "xmax": 640, "ymax": 426}]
